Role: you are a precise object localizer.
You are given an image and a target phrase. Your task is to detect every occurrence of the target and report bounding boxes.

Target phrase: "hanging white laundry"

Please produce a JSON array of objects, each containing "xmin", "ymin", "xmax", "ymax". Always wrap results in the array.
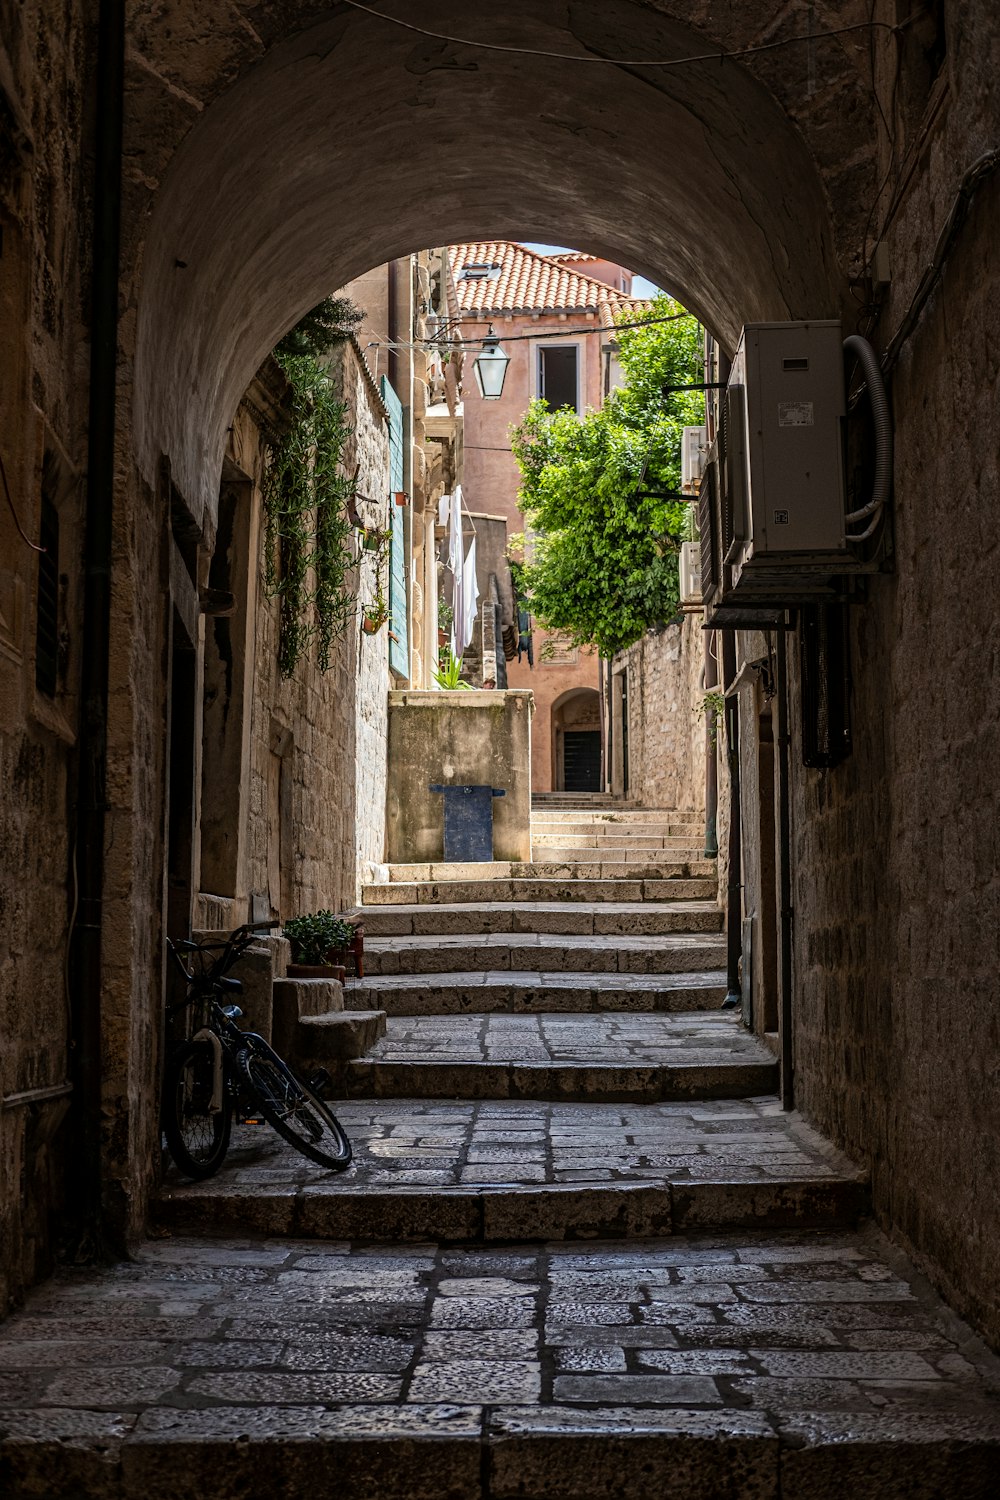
[
  {"xmin": 458, "ymin": 535, "xmax": 479, "ymax": 658},
  {"xmin": 447, "ymin": 485, "xmax": 465, "ymax": 659},
  {"xmin": 448, "ymin": 485, "xmax": 464, "ymax": 576},
  {"xmin": 437, "ymin": 493, "xmax": 450, "ymax": 529}
]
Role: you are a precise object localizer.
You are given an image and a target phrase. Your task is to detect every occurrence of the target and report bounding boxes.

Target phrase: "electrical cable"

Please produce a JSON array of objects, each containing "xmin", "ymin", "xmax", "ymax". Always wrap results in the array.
[
  {"xmin": 369, "ymin": 307, "xmax": 697, "ymax": 353},
  {"xmin": 338, "ymin": 1, "xmax": 904, "ymax": 70},
  {"xmin": 0, "ymin": 448, "xmax": 46, "ymax": 552}
]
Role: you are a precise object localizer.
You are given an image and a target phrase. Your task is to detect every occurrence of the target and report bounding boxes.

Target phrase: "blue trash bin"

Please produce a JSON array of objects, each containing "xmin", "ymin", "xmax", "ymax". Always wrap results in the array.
[{"xmin": 428, "ymin": 784, "xmax": 506, "ymax": 862}]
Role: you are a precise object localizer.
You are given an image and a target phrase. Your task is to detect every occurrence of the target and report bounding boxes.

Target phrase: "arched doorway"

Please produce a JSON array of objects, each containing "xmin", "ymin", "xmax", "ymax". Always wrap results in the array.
[{"xmin": 552, "ymin": 688, "xmax": 603, "ymax": 793}]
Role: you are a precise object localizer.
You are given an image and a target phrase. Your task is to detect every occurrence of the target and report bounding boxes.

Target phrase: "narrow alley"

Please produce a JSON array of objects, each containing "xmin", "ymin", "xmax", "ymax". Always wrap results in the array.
[
  {"xmin": 3, "ymin": 2, "xmax": 1000, "ymax": 1496},
  {"xmin": 3, "ymin": 799, "xmax": 999, "ymax": 1493}
]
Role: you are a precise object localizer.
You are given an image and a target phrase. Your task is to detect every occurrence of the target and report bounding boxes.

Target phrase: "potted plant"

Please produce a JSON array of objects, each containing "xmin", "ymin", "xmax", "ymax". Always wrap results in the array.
[
  {"xmin": 432, "ymin": 648, "xmax": 472, "ymax": 690},
  {"xmin": 283, "ymin": 910, "xmax": 359, "ymax": 979},
  {"xmin": 437, "ymin": 595, "xmax": 454, "ymax": 647}
]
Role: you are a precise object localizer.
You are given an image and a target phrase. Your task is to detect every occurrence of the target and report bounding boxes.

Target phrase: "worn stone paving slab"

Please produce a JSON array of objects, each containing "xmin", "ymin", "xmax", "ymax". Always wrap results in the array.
[
  {"xmin": 362, "ymin": 931, "xmax": 727, "ymax": 977},
  {"xmin": 354, "ymin": 1013, "xmax": 766, "ymax": 1066},
  {"xmin": 346, "ymin": 971, "xmax": 727, "ymax": 1015},
  {"xmin": 362, "ymin": 878, "xmax": 717, "ymax": 906},
  {"xmin": 353, "ymin": 901, "xmax": 723, "ymax": 938},
  {"xmin": 152, "ymin": 1098, "xmax": 867, "ymax": 1240},
  {"xmin": 2, "ymin": 1230, "xmax": 999, "ymax": 1499},
  {"xmin": 341, "ymin": 1013, "xmax": 774, "ymax": 1102}
]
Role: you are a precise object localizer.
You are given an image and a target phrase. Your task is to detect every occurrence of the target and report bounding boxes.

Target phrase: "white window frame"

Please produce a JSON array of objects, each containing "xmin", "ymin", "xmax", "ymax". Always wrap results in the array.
[{"xmin": 535, "ymin": 340, "xmax": 582, "ymax": 414}]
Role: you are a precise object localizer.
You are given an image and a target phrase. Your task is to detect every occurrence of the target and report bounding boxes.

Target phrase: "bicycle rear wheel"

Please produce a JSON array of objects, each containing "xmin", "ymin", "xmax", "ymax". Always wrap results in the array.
[
  {"xmin": 235, "ymin": 1038, "xmax": 352, "ymax": 1170},
  {"xmin": 162, "ymin": 1038, "xmax": 232, "ymax": 1179}
]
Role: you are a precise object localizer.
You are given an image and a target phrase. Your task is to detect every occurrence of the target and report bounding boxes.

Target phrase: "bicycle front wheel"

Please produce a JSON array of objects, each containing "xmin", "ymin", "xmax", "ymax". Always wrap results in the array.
[
  {"xmin": 235, "ymin": 1039, "xmax": 352, "ymax": 1171},
  {"xmin": 162, "ymin": 1038, "xmax": 232, "ymax": 1180}
]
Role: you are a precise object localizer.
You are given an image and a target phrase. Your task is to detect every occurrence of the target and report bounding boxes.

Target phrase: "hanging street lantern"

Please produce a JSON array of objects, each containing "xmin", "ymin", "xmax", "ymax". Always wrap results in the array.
[{"xmin": 472, "ymin": 325, "xmax": 509, "ymax": 400}]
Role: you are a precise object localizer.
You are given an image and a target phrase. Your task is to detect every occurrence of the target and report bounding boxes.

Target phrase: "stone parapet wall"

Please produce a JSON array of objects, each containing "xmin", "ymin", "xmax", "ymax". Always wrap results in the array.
[{"xmin": 386, "ymin": 690, "xmax": 533, "ymax": 864}]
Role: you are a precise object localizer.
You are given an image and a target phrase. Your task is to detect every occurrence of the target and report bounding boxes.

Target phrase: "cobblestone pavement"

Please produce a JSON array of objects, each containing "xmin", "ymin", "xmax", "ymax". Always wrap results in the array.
[
  {"xmin": 359, "ymin": 1013, "xmax": 767, "ymax": 1066},
  {"xmin": 163, "ymin": 1097, "xmax": 855, "ymax": 1192},
  {"xmin": 1, "ymin": 1229, "xmax": 998, "ymax": 1497}
]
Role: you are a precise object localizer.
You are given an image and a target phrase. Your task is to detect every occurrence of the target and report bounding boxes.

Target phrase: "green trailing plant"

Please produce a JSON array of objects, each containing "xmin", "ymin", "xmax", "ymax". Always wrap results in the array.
[
  {"xmin": 437, "ymin": 594, "xmax": 454, "ymax": 632},
  {"xmin": 509, "ymin": 295, "xmax": 703, "ymax": 658},
  {"xmin": 697, "ymin": 689, "xmax": 726, "ymax": 745},
  {"xmin": 263, "ymin": 352, "xmax": 357, "ymax": 677},
  {"xmin": 283, "ymin": 910, "xmax": 357, "ymax": 966},
  {"xmin": 432, "ymin": 649, "xmax": 472, "ymax": 690}
]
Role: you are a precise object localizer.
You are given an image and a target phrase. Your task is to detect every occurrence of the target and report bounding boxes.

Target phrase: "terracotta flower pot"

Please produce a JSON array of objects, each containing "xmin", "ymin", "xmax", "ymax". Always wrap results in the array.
[{"xmin": 287, "ymin": 962, "xmax": 345, "ymax": 980}]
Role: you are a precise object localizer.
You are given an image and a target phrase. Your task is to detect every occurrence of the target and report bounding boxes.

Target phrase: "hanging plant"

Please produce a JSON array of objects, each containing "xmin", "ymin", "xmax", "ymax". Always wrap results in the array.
[
  {"xmin": 361, "ymin": 524, "xmax": 391, "ymax": 636},
  {"xmin": 262, "ymin": 352, "xmax": 358, "ymax": 677}
]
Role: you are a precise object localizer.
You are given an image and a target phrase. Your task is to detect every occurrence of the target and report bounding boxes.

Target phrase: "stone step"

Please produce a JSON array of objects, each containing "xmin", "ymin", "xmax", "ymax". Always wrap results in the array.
[
  {"xmin": 530, "ymin": 848, "xmax": 710, "ymax": 866},
  {"xmin": 363, "ymin": 931, "xmax": 727, "ymax": 976},
  {"xmin": 385, "ymin": 860, "xmax": 717, "ymax": 882},
  {"xmin": 363, "ymin": 877, "xmax": 718, "ymax": 906},
  {"xmin": 342, "ymin": 1012, "xmax": 775, "ymax": 1102},
  {"xmin": 530, "ymin": 832, "xmax": 703, "ymax": 848},
  {"xmin": 352, "ymin": 901, "xmax": 724, "ymax": 937},
  {"xmin": 345, "ymin": 970, "xmax": 726, "ymax": 1016},
  {"xmin": 13, "ymin": 1223, "xmax": 1000, "ymax": 1500},
  {"xmin": 156, "ymin": 1094, "xmax": 869, "ymax": 1243},
  {"xmin": 530, "ymin": 822, "xmax": 704, "ymax": 834},
  {"xmin": 293, "ymin": 1008, "xmax": 387, "ymax": 1069}
]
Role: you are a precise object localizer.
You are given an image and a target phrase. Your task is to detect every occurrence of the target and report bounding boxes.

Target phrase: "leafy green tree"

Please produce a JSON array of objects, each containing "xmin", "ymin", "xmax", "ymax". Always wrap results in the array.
[{"xmin": 510, "ymin": 296, "xmax": 703, "ymax": 657}]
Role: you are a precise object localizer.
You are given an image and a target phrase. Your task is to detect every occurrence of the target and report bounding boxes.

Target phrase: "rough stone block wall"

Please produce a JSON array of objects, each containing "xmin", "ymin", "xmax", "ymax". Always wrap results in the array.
[
  {"xmin": 791, "ymin": 158, "xmax": 1000, "ymax": 1347},
  {"xmin": 614, "ymin": 614, "xmax": 707, "ymax": 813},
  {"xmin": 234, "ymin": 341, "xmax": 391, "ymax": 918},
  {"xmin": 0, "ymin": 1, "xmax": 89, "ymax": 1313}
]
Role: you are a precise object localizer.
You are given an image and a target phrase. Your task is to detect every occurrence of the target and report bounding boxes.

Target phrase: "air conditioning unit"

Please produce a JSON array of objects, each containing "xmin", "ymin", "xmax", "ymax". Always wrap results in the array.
[
  {"xmin": 681, "ymin": 425, "xmax": 707, "ymax": 495},
  {"xmin": 699, "ymin": 320, "xmax": 874, "ymax": 623},
  {"xmin": 679, "ymin": 540, "xmax": 702, "ymax": 609}
]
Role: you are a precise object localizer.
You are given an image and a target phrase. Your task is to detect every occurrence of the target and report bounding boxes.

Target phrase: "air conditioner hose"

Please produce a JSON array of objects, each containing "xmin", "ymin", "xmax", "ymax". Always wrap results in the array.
[{"xmin": 843, "ymin": 334, "xmax": 892, "ymax": 526}]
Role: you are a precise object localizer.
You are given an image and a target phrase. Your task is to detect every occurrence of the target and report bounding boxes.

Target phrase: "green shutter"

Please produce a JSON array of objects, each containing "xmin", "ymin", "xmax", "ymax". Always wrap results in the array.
[{"xmin": 381, "ymin": 377, "xmax": 408, "ymax": 678}]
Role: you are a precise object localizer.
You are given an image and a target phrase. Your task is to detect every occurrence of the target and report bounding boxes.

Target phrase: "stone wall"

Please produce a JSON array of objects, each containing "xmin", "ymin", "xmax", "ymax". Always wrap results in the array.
[
  {"xmin": 0, "ymin": 1, "xmax": 89, "ymax": 1313},
  {"xmin": 613, "ymin": 615, "xmax": 708, "ymax": 813},
  {"xmin": 206, "ymin": 340, "xmax": 391, "ymax": 923},
  {"xmin": 385, "ymin": 691, "xmax": 533, "ymax": 864}
]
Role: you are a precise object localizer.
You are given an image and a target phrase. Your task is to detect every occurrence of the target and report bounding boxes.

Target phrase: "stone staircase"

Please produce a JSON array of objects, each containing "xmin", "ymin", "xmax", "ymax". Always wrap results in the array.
[{"xmin": 6, "ymin": 797, "xmax": 1000, "ymax": 1496}]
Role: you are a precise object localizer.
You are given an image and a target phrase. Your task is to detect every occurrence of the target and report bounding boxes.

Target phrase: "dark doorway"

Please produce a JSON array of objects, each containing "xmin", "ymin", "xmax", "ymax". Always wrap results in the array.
[{"xmin": 563, "ymin": 730, "xmax": 602, "ymax": 791}]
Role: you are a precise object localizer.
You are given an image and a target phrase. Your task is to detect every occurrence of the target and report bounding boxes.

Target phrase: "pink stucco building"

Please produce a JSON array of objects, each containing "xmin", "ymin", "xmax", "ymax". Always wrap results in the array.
[{"xmin": 449, "ymin": 243, "xmax": 646, "ymax": 793}]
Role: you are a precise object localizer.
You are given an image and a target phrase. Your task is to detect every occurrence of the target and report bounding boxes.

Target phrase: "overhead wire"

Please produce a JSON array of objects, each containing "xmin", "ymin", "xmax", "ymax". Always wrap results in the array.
[
  {"xmin": 338, "ymin": 1, "xmax": 904, "ymax": 70},
  {"xmin": 369, "ymin": 307, "xmax": 697, "ymax": 353}
]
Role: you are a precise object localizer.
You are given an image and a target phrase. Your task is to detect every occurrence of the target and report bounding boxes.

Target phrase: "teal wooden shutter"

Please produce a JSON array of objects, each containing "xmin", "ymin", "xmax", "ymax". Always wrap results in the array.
[{"xmin": 381, "ymin": 376, "xmax": 409, "ymax": 678}]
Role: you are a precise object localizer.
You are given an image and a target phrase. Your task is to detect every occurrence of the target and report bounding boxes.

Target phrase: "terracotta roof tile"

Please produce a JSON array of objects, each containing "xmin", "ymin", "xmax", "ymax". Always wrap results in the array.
[
  {"xmin": 449, "ymin": 241, "xmax": 633, "ymax": 317},
  {"xmin": 599, "ymin": 295, "xmax": 654, "ymax": 331}
]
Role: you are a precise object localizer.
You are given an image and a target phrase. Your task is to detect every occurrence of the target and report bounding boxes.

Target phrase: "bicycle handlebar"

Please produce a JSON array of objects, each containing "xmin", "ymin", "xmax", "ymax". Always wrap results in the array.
[{"xmin": 166, "ymin": 919, "xmax": 277, "ymax": 1003}]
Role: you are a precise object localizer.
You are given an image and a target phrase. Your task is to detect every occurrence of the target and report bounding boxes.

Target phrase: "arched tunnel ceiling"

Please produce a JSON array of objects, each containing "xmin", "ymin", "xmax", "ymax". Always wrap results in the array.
[{"xmin": 132, "ymin": 0, "xmax": 860, "ymax": 520}]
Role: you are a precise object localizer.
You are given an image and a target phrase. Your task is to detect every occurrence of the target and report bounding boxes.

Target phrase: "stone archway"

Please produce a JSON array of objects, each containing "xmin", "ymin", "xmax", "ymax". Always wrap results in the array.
[
  {"xmin": 126, "ymin": 0, "xmax": 879, "ymax": 528},
  {"xmin": 105, "ymin": 0, "xmax": 883, "ymax": 1245}
]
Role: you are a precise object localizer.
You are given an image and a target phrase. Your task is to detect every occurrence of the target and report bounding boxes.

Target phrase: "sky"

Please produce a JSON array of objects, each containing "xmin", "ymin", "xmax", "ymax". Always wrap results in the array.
[{"xmin": 524, "ymin": 243, "xmax": 662, "ymax": 299}]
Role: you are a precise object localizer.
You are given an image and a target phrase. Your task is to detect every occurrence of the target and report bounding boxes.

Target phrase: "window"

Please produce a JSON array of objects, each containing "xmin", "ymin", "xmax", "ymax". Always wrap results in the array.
[
  {"xmin": 538, "ymin": 344, "xmax": 579, "ymax": 413},
  {"xmin": 34, "ymin": 494, "xmax": 59, "ymax": 697}
]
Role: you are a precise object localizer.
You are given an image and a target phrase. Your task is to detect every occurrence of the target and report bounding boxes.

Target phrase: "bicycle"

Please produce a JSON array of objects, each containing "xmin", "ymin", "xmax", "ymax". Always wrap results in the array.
[{"xmin": 162, "ymin": 921, "xmax": 352, "ymax": 1179}]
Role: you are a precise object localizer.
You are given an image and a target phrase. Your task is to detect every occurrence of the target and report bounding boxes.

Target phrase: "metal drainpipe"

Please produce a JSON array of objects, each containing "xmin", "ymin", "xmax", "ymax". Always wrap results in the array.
[
  {"xmin": 720, "ymin": 630, "xmax": 742, "ymax": 1009},
  {"xmin": 703, "ymin": 630, "xmax": 719, "ymax": 858},
  {"xmin": 776, "ymin": 626, "xmax": 794, "ymax": 1108},
  {"xmin": 604, "ymin": 657, "xmax": 613, "ymax": 794},
  {"xmin": 69, "ymin": 0, "xmax": 125, "ymax": 1252}
]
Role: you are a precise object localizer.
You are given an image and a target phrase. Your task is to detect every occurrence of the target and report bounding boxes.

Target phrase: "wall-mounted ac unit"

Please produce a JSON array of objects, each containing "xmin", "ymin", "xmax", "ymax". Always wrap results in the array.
[
  {"xmin": 681, "ymin": 425, "xmax": 707, "ymax": 495},
  {"xmin": 679, "ymin": 540, "xmax": 702, "ymax": 609},
  {"xmin": 699, "ymin": 320, "xmax": 880, "ymax": 623}
]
